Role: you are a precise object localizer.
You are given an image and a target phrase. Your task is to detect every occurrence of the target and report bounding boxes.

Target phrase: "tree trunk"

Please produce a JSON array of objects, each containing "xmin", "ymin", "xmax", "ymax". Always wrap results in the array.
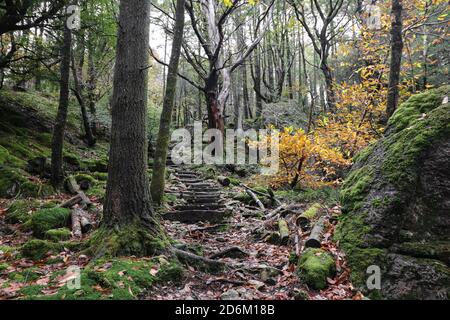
[
  {"xmin": 150, "ymin": 0, "xmax": 185, "ymax": 204},
  {"xmin": 386, "ymin": 0, "xmax": 404, "ymax": 120},
  {"xmin": 99, "ymin": 0, "xmax": 164, "ymax": 257},
  {"xmin": 51, "ymin": 25, "xmax": 72, "ymax": 188},
  {"xmin": 71, "ymin": 55, "xmax": 96, "ymax": 146}
]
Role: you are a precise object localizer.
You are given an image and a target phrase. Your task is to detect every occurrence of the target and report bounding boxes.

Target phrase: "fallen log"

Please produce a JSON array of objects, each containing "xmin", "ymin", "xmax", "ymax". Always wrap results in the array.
[
  {"xmin": 296, "ymin": 203, "xmax": 322, "ymax": 230},
  {"xmin": 242, "ymin": 184, "xmax": 282, "ymax": 206},
  {"xmin": 305, "ymin": 216, "xmax": 326, "ymax": 248},
  {"xmin": 60, "ymin": 194, "xmax": 83, "ymax": 208},
  {"xmin": 245, "ymin": 189, "xmax": 265, "ymax": 210},
  {"xmin": 65, "ymin": 176, "xmax": 92, "ymax": 208},
  {"xmin": 80, "ymin": 216, "xmax": 93, "ymax": 233},
  {"xmin": 217, "ymin": 176, "xmax": 231, "ymax": 186},
  {"xmin": 278, "ymin": 219, "xmax": 290, "ymax": 245},
  {"xmin": 71, "ymin": 208, "xmax": 83, "ymax": 238}
]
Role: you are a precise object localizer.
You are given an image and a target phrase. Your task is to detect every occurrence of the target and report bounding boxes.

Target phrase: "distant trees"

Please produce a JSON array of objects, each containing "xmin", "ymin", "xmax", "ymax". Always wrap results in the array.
[
  {"xmin": 51, "ymin": 23, "xmax": 72, "ymax": 188},
  {"xmin": 151, "ymin": 0, "xmax": 186, "ymax": 204},
  {"xmin": 386, "ymin": 0, "xmax": 404, "ymax": 120}
]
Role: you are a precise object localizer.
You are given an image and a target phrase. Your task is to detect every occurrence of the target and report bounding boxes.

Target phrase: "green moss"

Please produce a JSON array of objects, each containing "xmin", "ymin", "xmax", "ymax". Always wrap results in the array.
[
  {"xmin": 35, "ymin": 132, "xmax": 53, "ymax": 146},
  {"xmin": 90, "ymin": 172, "xmax": 108, "ymax": 181},
  {"xmin": 334, "ymin": 213, "xmax": 386, "ymax": 289},
  {"xmin": 35, "ymin": 258, "xmax": 183, "ymax": 300},
  {"xmin": 300, "ymin": 203, "xmax": 321, "ymax": 220},
  {"xmin": 28, "ymin": 207, "xmax": 71, "ymax": 238},
  {"xmin": 340, "ymin": 166, "xmax": 374, "ymax": 213},
  {"xmin": 0, "ymin": 263, "xmax": 9, "ymax": 272},
  {"xmin": 394, "ymin": 241, "xmax": 450, "ymax": 262},
  {"xmin": 21, "ymin": 240, "xmax": 64, "ymax": 260},
  {"xmin": 0, "ymin": 245, "xmax": 16, "ymax": 255},
  {"xmin": 87, "ymin": 221, "xmax": 170, "ymax": 258},
  {"xmin": 74, "ymin": 173, "xmax": 97, "ymax": 184},
  {"xmin": 45, "ymin": 228, "xmax": 71, "ymax": 241},
  {"xmin": 297, "ymin": 248, "xmax": 336, "ymax": 290},
  {"xmin": 382, "ymin": 98, "xmax": 450, "ymax": 188},
  {"xmin": 19, "ymin": 285, "xmax": 46, "ymax": 297},
  {"xmin": 20, "ymin": 181, "xmax": 54, "ymax": 198},
  {"xmin": 233, "ymin": 192, "xmax": 252, "ymax": 203},
  {"xmin": 8, "ymin": 267, "xmax": 41, "ymax": 282},
  {"xmin": 6, "ymin": 199, "xmax": 37, "ymax": 223},
  {"xmin": 63, "ymin": 152, "xmax": 81, "ymax": 166},
  {"xmin": 353, "ymin": 143, "xmax": 376, "ymax": 163},
  {"xmin": 84, "ymin": 158, "xmax": 108, "ymax": 173},
  {"xmin": 388, "ymin": 86, "xmax": 449, "ymax": 132},
  {"xmin": 0, "ymin": 166, "xmax": 27, "ymax": 197},
  {"xmin": 228, "ymin": 177, "xmax": 241, "ymax": 186}
]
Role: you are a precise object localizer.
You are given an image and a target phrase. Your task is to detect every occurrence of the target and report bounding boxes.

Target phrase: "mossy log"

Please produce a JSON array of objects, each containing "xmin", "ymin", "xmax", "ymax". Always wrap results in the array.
[
  {"xmin": 305, "ymin": 216, "xmax": 326, "ymax": 248},
  {"xmin": 278, "ymin": 219, "xmax": 290, "ymax": 245},
  {"xmin": 296, "ymin": 203, "xmax": 322, "ymax": 230},
  {"xmin": 245, "ymin": 189, "xmax": 265, "ymax": 210},
  {"xmin": 217, "ymin": 176, "xmax": 231, "ymax": 186},
  {"xmin": 65, "ymin": 176, "xmax": 92, "ymax": 208}
]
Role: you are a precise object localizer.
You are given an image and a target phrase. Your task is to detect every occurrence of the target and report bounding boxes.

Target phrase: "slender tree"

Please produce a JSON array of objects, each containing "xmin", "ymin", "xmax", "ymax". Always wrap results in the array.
[
  {"xmin": 51, "ymin": 24, "xmax": 72, "ymax": 188},
  {"xmin": 151, "ymin": 0, "xmax": 186, "ymax": 204},
  {"xmin": 386, "ymin": 0, "xmax": 404, "ymax": 119}
]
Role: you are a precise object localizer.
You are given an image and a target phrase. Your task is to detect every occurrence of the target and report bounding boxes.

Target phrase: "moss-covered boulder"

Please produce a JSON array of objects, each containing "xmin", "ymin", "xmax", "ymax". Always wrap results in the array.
[
  {"xmin": 28, "ymin": 207, "xmax": 71, "ymax": 238},
  {"xmin": 297, "ymin": 248, "xmax": 336, "ymax": 290},
  {"xmin": 45, "ymin": 228, "xmax": 71, "ymax": 241},
  {"xmin": 335, "ymin": 86, "xmax": 450, "ymax": 299}
]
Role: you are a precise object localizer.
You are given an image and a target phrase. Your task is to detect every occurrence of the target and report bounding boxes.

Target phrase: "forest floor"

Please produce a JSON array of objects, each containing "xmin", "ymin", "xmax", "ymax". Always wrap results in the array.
[{"xmin": 143, "ymin": 164, "xmax": 358, "ymax": 300}]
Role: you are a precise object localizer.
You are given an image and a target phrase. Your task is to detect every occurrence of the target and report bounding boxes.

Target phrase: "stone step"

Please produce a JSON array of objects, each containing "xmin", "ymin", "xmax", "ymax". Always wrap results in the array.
[
  {"xmin": 163, "ymin": 210, "xmax": 226, "ymax": 224},
  {"xmin": 174, "ymin": 204, "xmax": 224, "ymax": 211}
]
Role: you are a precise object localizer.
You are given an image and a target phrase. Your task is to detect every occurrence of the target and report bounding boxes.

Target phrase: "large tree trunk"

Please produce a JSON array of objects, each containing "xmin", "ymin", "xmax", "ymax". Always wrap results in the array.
[
  {"xmin": 98, "ymin": 0, "xmax": 165, "ymax": 257},
  {"xmin": 204, "ymin": 72, "xmax": 224, "ymax": 131},
  {"xmin": 150, "ymin": 0, "xmax": 185, "ymax": 204},
  {"xmin": 51, "ymin": 25, "xmax": 72, "ymax": 188},
  {"xmin": 386, "ymin": 0, "xmax": 404, "ymax": 120}
]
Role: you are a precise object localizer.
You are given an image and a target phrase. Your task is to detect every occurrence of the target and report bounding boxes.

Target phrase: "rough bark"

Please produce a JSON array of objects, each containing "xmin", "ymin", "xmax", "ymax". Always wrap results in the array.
[
  {"xmin": 51, "ymin": 25, "xmax": 72, "ymax": 188},
  {"xmin": 150, "ymin": 0, "xmax": 186, "ymax": 204},
  {"xmin": 101, "ymin": 0, "xmax": 164, "ymax": 256}
]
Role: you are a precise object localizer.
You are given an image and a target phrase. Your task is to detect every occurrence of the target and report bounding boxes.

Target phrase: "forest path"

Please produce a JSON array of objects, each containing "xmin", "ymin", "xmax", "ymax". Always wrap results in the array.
[{"xmin": 143, "ymin": 162, "xmax": 353, "ymax": 300}]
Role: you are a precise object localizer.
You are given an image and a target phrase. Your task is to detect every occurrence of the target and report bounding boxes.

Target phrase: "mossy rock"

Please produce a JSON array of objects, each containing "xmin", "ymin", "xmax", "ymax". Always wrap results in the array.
[
  {"xmin": 0, "ymin": 166, "xmax": 27, "ymax": 197},
  {"xmin": 74, "ymin": 173, "xmax": 97, "ymax": 184},
  {"xmin": 297, "ymin": 248, "xmax": 336, "ymax": 290},
  {"xmin": 85, "ymin": 158, "xmax": 108, "ymax": 173},
  {"xmin": 335, "ymin": 86, "xmax": 450, "ymax": 299},
  {"xmin": 28, "ymin": 207, "xmax": 71, "ymax": 238},
  {"xmin": 21, "ymin": 239, "xmax": 64, "ymax": 260},
  {"xmin": 90, "ymin": 172, "xmax": 108, "ymax": 181},
  {"xmin": 45, "ymin": 228, "xmax": 71, "ymax": 241},
  {"xmin": 5, "ymin": 199, "xmax": 38, "ymax": 224},
  {"xmin": 0, "ymin": 166, "xmax": 54, "ymax": 198}
]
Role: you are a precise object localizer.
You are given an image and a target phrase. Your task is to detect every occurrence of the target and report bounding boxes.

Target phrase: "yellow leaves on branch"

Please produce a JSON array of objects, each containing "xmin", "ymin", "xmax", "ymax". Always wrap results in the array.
[{"xmin": 258, "ymin": 127, "xmax": 350, "ymax": 189}]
